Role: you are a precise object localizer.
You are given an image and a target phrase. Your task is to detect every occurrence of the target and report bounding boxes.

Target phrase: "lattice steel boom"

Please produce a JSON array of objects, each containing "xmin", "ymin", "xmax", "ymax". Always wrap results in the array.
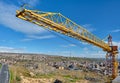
[{"xmin": 16, "ymin": 8, "xmax": 118, "ymax": 79}]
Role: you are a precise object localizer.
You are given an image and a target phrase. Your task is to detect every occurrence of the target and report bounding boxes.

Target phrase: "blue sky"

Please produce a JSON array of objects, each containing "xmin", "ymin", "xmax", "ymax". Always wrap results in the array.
[{"xmin": 0, "ymin": 0, "xmax": 120, "ymax": 58}]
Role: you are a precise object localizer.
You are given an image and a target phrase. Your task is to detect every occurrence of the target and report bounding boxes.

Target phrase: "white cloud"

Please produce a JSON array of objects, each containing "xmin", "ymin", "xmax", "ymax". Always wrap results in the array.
[
  {"xmin": 21, "ymin": 35, "xmax": 55, "ymax": 41},
  {"xmin": 112, "ymin": 41, "xmax": 120, "ymax": 50},
  {"xmin": 82, "ymin": 24, "xmax": 95, "ymax": 32},
  {"xmin": 79, "ymin": 41, "xmax": 88, "ymax": 45},
  {"xmin": 28, "ymin": 35, "xmax": 55, "ymax": 39},
  {"xmin": 60, "ymin": 44, "xmax": 76, "ymax": 48},
  {"xmin": 111, "ymin": 29, "xmax": 120, "ymax": 33},
  {"xmin": 78, "ymin": 52, "xmax": 105, "ymax": 58},
  {"xmin": 69, "ymin": 44, "xmax": 76, "ymax": 47},
  {"xmin": 112, "ymin": 41, "xmax": 120, "ymax": 46},
  {"xmin": 89, "ymin": 53, "xmax": 105, "ymax": 58},
  {"xmin": 21, "ymin": 38, "xmax": 33, "ymax": 42},
  {"xmin": 0, "ymin": 46, "xmax": 26, "ymax": 53},
  {"xmin": 83, "ymin": 47, "xmax": 89, "ymax": 51},
  {"xmin": 21, "ymin": 0, "xmax": 39, "ymax": 7},
  {"xmin": 104, "ymin": 41, "xmax": 120, "ymax": 52},
  {"xmin": 0, "ymin": 1, "xmax": 46, "ymax": 35},
  {"xmin": 60, "ymin": 45, "xmax": 68, "ymax": 48}
]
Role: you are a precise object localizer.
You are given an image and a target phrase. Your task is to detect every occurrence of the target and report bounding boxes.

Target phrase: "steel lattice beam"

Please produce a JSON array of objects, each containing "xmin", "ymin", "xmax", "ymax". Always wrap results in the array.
[{"xmin": 16, "ymin": 9, "xmax": 111, "ymax": 52}]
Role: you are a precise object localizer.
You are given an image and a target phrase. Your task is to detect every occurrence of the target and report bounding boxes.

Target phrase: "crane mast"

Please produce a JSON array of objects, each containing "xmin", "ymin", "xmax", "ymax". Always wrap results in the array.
[{"xmin": 16, "ymin": 8, "xmax": 118, "ymax": 79}]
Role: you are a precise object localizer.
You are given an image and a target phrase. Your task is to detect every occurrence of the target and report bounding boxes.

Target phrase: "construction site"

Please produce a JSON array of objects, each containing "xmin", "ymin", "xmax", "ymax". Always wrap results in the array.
[{"xmin": 0, "ymin": 0, "xmax": 120, "ymax": 83}]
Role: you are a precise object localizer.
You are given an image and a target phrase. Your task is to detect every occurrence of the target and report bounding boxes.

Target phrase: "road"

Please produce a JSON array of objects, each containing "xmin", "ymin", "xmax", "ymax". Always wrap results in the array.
[{"xmin": 0, "ymin": 64, "xmax": 9, "ymax": 83}]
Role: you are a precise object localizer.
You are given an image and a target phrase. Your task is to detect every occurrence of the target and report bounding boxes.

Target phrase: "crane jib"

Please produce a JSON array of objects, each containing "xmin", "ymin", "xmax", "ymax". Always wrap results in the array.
[
  {"xmin": 16, "ymin": 8, "xmax": 119, "ymax": 79},
  {"xmin": 16, "ymin": 9, "xmax": 111, "ymax": 52}
]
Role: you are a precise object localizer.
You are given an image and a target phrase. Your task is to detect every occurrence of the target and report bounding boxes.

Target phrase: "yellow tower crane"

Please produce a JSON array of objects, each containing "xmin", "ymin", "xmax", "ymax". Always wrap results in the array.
[{"xmin": 16, "ymin": 7, "xmax": 118, "ymax": 79}]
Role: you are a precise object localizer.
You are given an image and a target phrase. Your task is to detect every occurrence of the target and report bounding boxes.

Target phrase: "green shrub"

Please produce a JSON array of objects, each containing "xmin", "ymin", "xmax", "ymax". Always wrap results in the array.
[{"xmin": 16, "ymin": 76, "xmax": 21, "ymax": 81}]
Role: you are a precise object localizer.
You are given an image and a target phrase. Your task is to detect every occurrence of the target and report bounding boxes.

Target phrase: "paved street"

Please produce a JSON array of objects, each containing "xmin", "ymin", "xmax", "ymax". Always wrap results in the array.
[{"xmin": 0, "ymin": 64, "xmax": 9, "ymax": 83}]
